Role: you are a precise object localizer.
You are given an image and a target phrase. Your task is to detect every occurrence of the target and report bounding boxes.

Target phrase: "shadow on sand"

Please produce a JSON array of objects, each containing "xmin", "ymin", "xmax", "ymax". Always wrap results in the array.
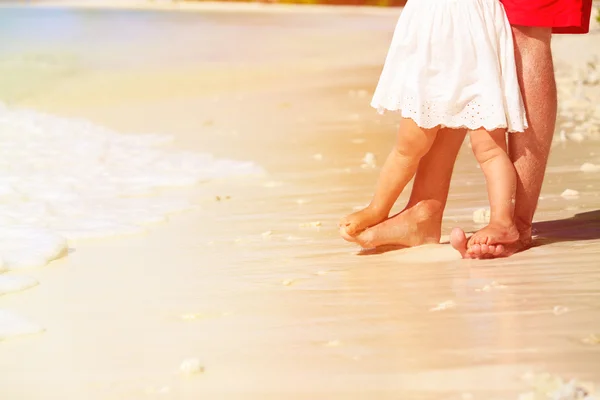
[{"xmin": 531, "ymin": 209, "xmax": 600, "ymax": 246}]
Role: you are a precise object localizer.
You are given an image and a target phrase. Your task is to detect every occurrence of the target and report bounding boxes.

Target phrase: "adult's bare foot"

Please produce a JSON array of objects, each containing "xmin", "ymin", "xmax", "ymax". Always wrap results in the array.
[
  {"xmin": 450, "ymin": 227, "xmax": 532, "ymax": 259},
  {"xmin": 340, "ymin": 200, "xmax": 443, "ymax": 249}
]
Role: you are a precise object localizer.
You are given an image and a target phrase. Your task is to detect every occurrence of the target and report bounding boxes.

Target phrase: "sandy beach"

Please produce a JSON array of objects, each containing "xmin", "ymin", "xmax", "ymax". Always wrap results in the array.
[{"xmin": 0, "ymin": 2, "xmax": 599, "ymax": 399}]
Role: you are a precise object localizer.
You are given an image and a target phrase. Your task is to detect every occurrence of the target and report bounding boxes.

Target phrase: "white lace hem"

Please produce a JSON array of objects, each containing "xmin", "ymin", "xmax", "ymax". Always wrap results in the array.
[{"xmin": 371, "ymin": 95, "xmax": 528, "ymax": 133}]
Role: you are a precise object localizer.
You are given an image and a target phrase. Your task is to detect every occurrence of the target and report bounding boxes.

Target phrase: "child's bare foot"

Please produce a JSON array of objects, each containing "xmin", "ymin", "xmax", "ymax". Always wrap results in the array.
[
  {"xmin": 339, "ymin": 207, "xmax": 387, "ymax": 237},
  {"xmin": 467, "ymin": 222, "xmax": 519, "ymax": 249}
]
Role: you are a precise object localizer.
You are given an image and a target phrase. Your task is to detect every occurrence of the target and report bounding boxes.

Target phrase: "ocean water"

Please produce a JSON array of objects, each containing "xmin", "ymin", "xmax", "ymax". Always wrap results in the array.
[
  {"xmin": 0, "ymin": 5, "xmax": 296, "ymax": 338},
  {"xmin": 0, "ymin": 5, "xmax": 392, "ymax": 108},
  {"xmin": 0, "ymin": 5, "xmax": 391, "ymax": 69}
]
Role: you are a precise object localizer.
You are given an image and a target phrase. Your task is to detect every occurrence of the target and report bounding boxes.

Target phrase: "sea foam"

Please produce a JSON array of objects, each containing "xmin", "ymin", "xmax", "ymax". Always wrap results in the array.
[
  {"xmin": 0, "ymin": 309, "xmax": 44, "ymax": 341},
  {"xmin": 0, "ymin": 103, "xmax": 264, "ymax": 339},
  {"xmin": 0, "ymin": 103, "xmax": 263, "ymax": 264},
  {"xmin": 0, "ymin": 275, "xmax": 38, "ymax": 296}
]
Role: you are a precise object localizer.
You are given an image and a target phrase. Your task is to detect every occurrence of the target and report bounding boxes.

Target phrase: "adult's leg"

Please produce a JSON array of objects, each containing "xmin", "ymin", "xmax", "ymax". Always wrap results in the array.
[
  {"xmin": 510, "ymin": 26, "xmax": 556, "ymax": 242},
  {"xmin": 346, "ymin": 128, "xmax": 467, "ymax": 248},
  {"xmin": 452, "ymin": 26, "xmax": 557, "ymax": 258}
]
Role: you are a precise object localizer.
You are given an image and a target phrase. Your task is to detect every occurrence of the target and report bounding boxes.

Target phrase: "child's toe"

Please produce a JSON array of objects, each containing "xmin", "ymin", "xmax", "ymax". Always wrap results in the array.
[
  {"xmin": 339, "ymin": 226, "xmax": 354, "ymax": 241},
  {"xmin": 345, "ymin": 223, "xmax": 360, "ymax": 236}
]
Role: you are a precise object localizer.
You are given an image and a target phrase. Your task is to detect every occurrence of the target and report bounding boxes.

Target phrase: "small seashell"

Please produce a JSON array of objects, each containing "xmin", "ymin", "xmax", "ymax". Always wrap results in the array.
[
  {"xmin": 581, "ymin": 334, "xmax": 600, "ymax": 345},
  {"xmin": 567, "ymin": 132, "xmax": 585, "ymax": 142},
  {"xmin": 299, "ymin": 221, "xmax": 322, "ymax": 228},
  {"xmin": 475, "ymin": 281, "xmax": 507, "ymax": 292},
  {"xmin": 180, "ymin": 358, "xmax": 204, "ymax": 375},
  {"xmin": 430, "ymin": 300, "xmax": 456, "ymax": 312},
  {"xmin": 361, "ymin": 152, "xmax": 376, "ymax": 168},
  {"xmin": 559, "ymin": 130, "xmax": 568, "ymax": 142},
  {"xmin": 580, "ymin": 163, "xmax": 600, "ymax": 172},
  {"xmin": 180, "ymin": 313, "xmax": 203, "ymax": 320},
  {"xmin": 561, "ymin": 189, "xmax": 580, "ymax": 199},
  {"xmin": 473, "ymin": 208, "xmax": 491, "ymax": 223},
  {"xmin": 553, "ymin": 305, "xmax": 569, "ymax": 316}
]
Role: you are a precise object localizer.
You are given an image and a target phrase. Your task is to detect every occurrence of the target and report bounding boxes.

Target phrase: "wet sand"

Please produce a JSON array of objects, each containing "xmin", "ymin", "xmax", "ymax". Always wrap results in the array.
[{"xmin": 1, "ymin": 3, "xmax": 600, "ymax": 399}]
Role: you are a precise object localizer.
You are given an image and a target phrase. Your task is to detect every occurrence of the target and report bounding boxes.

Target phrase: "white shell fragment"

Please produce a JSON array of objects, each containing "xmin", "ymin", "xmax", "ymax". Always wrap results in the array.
[
  {"xmin": 361, "ymin": 152, "xmax": 377, "ymax": 169},
  {"xmin": 179, "ymin": 358, "xmax": 204, "ymax": 375},
  {"xmin": 472, "ymin": 208, "xmax": 491, "ymax": 224},
  {"xmin": 561, "ymin": 189, "xmax": 580, "ymax": 199},
  {"xmin": 430, "ymin": 300, "xmax": 456, "ymax": 312},
  {"xmin": 580, "ymin": 163, "xmax": 600, "ymax": 172}
]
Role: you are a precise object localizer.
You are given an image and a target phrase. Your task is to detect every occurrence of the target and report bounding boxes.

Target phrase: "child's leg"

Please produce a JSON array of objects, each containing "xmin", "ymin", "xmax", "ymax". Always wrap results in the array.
[
  {"xmin": 340, "ymin": 118, "xmax": 439, "ymax": 236},
  {"xmin": 468, "ymin": 128, "xmax": 519, "ymax": 246}
]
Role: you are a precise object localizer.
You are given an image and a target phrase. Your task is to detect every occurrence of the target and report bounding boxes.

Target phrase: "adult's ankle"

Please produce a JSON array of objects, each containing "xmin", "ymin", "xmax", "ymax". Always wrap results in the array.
[
  {"xmin": 412, "ymin": 199, "xmax": 444, "ymax": 221},
  {"xmin": 515, "ymin": 215, "xmax": 533, "ymax": 242}
]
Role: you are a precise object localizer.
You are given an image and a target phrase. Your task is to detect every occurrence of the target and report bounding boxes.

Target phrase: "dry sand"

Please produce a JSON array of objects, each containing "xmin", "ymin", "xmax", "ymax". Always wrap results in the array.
[{"xmin": 0, "ymin": 2, "xmax": 600, "ymax": 400}]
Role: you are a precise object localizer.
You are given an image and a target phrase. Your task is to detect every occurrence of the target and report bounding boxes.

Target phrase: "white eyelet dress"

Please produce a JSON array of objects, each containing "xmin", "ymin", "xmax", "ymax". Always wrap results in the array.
[{"xmin": 371, "ymin": 0, "xmax": 528, "ymax": 133}]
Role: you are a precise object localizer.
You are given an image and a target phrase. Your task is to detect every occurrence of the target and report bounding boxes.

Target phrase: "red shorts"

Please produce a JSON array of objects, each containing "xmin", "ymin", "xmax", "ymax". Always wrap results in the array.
[{"xmin": 500, "ymin": 0, "xmax": 593, "ymax": 34}]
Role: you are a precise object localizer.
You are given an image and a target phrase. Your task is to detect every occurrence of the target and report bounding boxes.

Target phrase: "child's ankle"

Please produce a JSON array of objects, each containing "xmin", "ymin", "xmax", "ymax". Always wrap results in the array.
[
  {"xmin": 365, "ymin": 204, "xmax": 390, "ymax": 220},
  {"xmin": 489, "ymin": 219, "xmax": 517, "ymax": 230}
]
